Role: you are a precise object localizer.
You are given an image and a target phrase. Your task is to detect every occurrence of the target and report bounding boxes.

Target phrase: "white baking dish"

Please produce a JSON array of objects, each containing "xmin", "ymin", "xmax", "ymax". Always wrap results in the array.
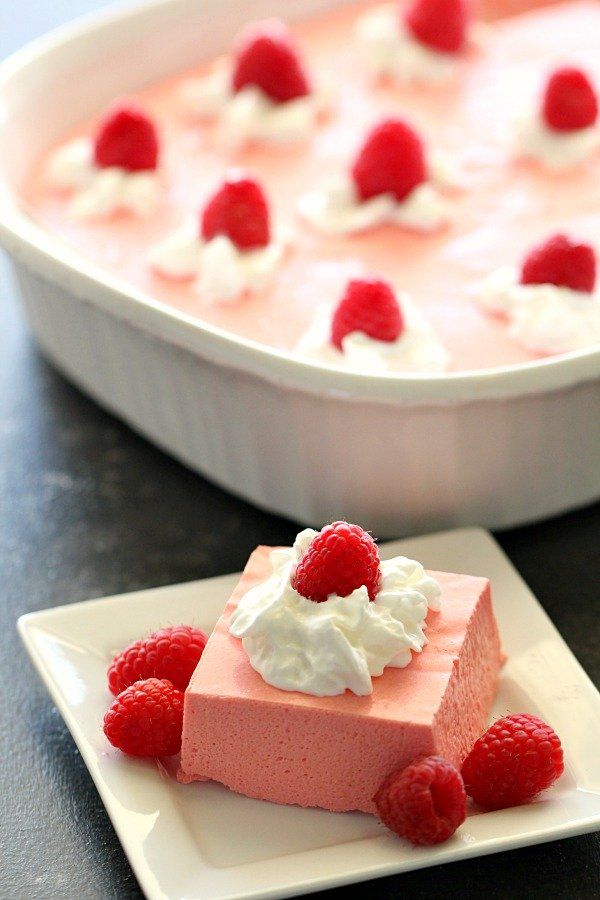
[{"xmin": 1, "ymin": 0, "xmax": 599, "ymax": 537}]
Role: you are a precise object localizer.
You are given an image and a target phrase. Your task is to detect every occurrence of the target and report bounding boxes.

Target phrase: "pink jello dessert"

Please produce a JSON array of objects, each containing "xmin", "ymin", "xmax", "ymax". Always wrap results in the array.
[
  {"xmin": 179, "ymin": 540, "xmax": 503, "ymax": 814},
  {"xmin": 23, "ymin": 1, "xmax": 600, "ymax": 373}
]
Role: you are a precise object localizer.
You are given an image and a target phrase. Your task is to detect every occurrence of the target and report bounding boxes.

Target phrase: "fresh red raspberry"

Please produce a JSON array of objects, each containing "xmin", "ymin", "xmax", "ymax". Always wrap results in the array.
[
  {"xmin": 107, "ymin": 625, "xmax": 208, "ymax": 695},
  {"xmin": 462, "ymin": 713, "xmax": 564, "ymax": 810},
  {"xmin": 201, "ymin": 174, "xmax": 271, "ymax": 250},
  {"xmin": 232, "ymin": 19, "xmax": 311, "ymax": 104},
  {"xmin": 374, "ymin": 756, "xmax": 466, "ymax": 845},
  {"xmin": 292, "ymin": 521, "xmax": 381, "ymax": 603},
  {"xmin": 103, "ymin": 678, "xmax": 184, "ymax": 757},
  {"xmin": 542, "ymin": 67, "xmax": 598, "ymax": 133},
  {"xmin": 93, "ymin": 102, "xmax": 159, "ymax": 172},
  {"xmin": 520, "ymin": 233, "xmax": 596, "ymax": 294},
  {"xmin": 331, "ymin": 278, "xmax": 404, "ymax": 350},
  {"xmin": 404, "ymin": 0, "xmax": 469, "ymax": 54},
  {"xmin": 351, "ymin": 118, "xmax": 427, "ymax": 204}
]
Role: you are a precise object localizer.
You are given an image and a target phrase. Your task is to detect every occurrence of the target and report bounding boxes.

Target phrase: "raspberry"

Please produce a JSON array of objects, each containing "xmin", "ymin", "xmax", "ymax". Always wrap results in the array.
[
  {"xmin": 462, "ymin": 713, "xmax": 564, "ymax": 810},
  {"xmin": 520, "ymin": 233, "xmax": 596, "ymax": 294},
  {"xmin": 542, "ymin": 67, "xmax": 598, "ymax": 133},
  {"xmin": 103, "ymin": 678, "xmax": 184, "ymax": 757},
  {"xmin": 232, "ymin": 19, "xmax": 311, "ymax": 104},
  {"xmin": 351, "ymin": 118, "xmax": 427, "ymax": 204},
  {"xmin": 201, "ymin": 174, "xmax": 271, "ymax": 250},
  {"xmin": 93, "ymin": 102, "xmax": 159, "ymax": 172},
  {"xmin": 404, "ymin": 0, "xmax": 469, "ymax": 54},
  {"xmin": 331, "ymin": 278, "xmax": 404, "ymax": 350},
  {"xmin": 107, "ymin": 625, "xmax": 208, "ymax": 695},
  {"xmin": 292, "ymin": 521, "xmax": 381, "ymax": 603},
  {"xmin": 374, "ymin": 756, "xmax": 466, "ymax": 845}
]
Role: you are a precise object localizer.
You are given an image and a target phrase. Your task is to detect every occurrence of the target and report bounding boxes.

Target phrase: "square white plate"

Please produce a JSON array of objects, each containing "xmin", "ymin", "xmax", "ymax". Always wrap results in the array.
[{"xmin": 18, "ymin": 528, "xmax": 600, "ymax": 900}]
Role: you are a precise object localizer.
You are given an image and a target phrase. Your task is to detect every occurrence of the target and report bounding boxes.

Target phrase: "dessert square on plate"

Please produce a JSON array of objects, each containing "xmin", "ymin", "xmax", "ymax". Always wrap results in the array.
[
  {"xmin": 179, "ymin": 546, "xmax": 502, "ymax": 813},
  {"xmin": 18, "ymin": 529, "xmax": 600, "ymax": 900}
]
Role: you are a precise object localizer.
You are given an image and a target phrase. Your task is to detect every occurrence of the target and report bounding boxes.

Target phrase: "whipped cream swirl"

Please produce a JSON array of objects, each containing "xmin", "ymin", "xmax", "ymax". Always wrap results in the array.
[
  {"xmin": 148, "ymin": 220, "xmax": 285, "ymax": 302},
  {"xmin": 516, "ymin": 115, "xmax": 600, "ymax": 170},
  {"xmin": 297, "ymin": 295, "xmax": 449, "ymax": 373},
  {"xmin": 229, "ymin": 529, "xmax": 441, "ymax": 697},
  {"xmin": 299, "ymin": 175, "xmax": 450, "ymax": 235},
  {"xmin": 356, "ymin": 4, "xmax": 462, "ymax": 84},
  {"xmin": 477, "ymin": 266, "xmax": 600, "ymax": 354},
  {"xmin": 46, "ymin": 138, "xmax": 160, "ymax": 218},
  {"xmin": 180, "ymin": 68, "xmax": 327, "ymax": 145}
]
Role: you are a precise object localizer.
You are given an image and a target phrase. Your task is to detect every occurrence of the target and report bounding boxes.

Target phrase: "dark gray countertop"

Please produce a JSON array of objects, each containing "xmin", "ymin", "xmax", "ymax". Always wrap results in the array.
[{"xmin": 1, "ymin": 2, "xmax": 599, "ymax": 897}]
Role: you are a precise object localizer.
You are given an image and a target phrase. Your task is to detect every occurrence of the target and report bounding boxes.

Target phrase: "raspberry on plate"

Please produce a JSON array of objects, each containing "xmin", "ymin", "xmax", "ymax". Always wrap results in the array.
[
  {"xmin": 331, "ymin": 277, "xmax": 405, "ymax": 350},
  {"xmin": 374, "ymin": 755, "xmax": 467, "ymax": 845},
  {"xmin": 542, "ymin": 67, "xmax": 598, "ymax": 133},
  {"xmin": 201, "ymin": 174, "xmax": 271, "ymax": 250},
  {"xmin": 351, "ymin": 118, "xmax": 427, "ymax": 203},
  {"xmin": 103, "ymin": 678, "xmax": 184, "ymax": 757},
  {"xmin": 107, "ymin": 624, "xmax": 208, "ymax": 695},
  {"xmin": 404, "ymin": 0, "xmax": 470, "ymax": 55},
  {"xmin": 292, "ymin": 521, "xmax": 381, "ymax": 603},
  {"xmin": 93, "ymin": 102, "xmax": 159, "ymax": 172},
  {"xmin": 462, "ymin": 713, "xmax": 564, "ymax": 809},
  {"xmin": 232, "ymin": 19, "xmax": 311, "ymax": 104},
  {"xmin": 520, "ymin": 233, "xmax": 596, "ymax": 294}
]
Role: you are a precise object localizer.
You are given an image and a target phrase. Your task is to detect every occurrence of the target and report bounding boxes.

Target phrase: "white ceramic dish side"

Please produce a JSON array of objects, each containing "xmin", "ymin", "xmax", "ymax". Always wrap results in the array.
[
  {"xmin": 0, "ymin": 0, "xmax": 599, "ymax": 536},
  {"xmin": 18, "ymin": 528, "xmax": 600, "ymax": 900}
]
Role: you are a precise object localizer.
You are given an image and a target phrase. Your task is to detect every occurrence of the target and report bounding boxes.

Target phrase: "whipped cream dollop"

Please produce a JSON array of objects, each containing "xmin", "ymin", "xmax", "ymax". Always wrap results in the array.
[
  {"xmin": 148, "ymin": 220, "xmax": 285, "ymax": 302},
  {"xmin": 299, "ymin": 174, "xmax": 450, "ymax": 235},
  {"xmin": 516, "ymin": 115, "xmax": 600, "ymax": 170},
  {"xmin": 297, "ymin": 295, "xmax": 450, "ymax": 373},
  {"xmin": 477, "ymin": 266, "xmax": 600, "ymax": 354},
  {"xmin": 180, "ymin": 69, "xmax": 327, "ymax": 145},
  {"xmin": 356, "ymin": 4, "xmax": 462, "ymax": 84},
  {"xmin": 229, "ymin": 529, "xmax": 441, "ymax": 697},
  {"xmin": 45, "ymin": 138, "xmax": 160, "ymax": 218}
]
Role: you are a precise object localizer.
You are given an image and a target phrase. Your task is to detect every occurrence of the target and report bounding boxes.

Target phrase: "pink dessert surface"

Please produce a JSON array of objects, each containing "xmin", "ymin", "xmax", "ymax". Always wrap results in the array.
[
  {"xmin": 22, "ymin": 0, "xmax": 600, "ymax": 372},
  {"xmin": 178, "ymin": 545, "xmax": 503, "ymax": 814}
]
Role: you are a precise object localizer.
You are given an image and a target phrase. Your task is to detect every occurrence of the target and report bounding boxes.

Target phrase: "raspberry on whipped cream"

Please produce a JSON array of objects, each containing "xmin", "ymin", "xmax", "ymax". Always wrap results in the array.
[
  {"xmin": 292, "ymin": 521, "xmax": 381, "ymax": 603},
  {"xmin": 45, "ymin": 101, "xmax": 161, "ymax": 219},
  {"xmin": 356, "ymin": 0, "xmax": 472, "ymax": 85},
  {"xmin": 229, "ymin": 526, "xmax": 442, "ymax": 697},
  {"xmin": 476, "ymin": 234, "xmax": 600, "ymax": 355},
  {"xmin": 299, "ymin": 118, "xmax": 452, "ymax": 235},
  {"xmin": 179, "ymin": 19, "xmax": 328, "ymax": 145},
  {"xmin": 297, "ymin": 276, "xmax": 450, "ymax": 373},
  {"xmin": 516, "ymin": 66, "xmax": 600, "ymax": 170},
  {"xmin": 148, "ymin": 173, "xmax": 286, "ymax": 302}
]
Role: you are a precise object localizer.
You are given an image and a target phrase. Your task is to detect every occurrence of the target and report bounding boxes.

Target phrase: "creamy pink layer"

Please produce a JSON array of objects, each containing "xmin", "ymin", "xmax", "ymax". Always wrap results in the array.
[
  {"xmin": 22, "ymin": 1, "xmax": 600, "ymax": 372},
  {"xmin": 179, "ymin": 546, "xmax": 503, "ymax": 814}
]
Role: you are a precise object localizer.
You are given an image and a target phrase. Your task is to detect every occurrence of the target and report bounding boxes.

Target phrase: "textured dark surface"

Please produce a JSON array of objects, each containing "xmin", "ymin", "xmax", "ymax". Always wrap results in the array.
[{"xmin": 1, "ymin": 2, "xmax": 599, "ymax": 898}]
